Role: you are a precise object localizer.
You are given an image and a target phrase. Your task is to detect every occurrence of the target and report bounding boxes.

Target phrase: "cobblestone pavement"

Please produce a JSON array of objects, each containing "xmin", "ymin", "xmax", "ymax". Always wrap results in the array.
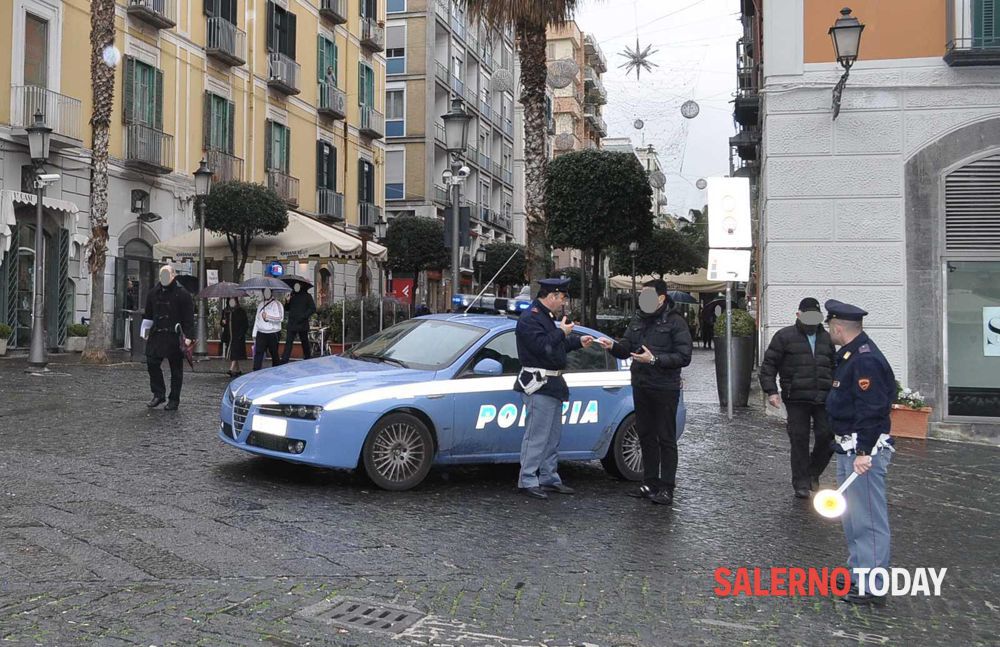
[{"xmin": 0, "ymin": 349, "xmax": 997, "ymax": 646}]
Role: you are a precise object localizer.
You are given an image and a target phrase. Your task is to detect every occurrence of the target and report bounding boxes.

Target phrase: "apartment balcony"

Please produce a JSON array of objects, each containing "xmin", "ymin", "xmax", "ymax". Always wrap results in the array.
[
  {"xmin": 434, "ymin": 61, "xmax": 450, "ymax": 86},
  {"xmin": 945, "ymin": 0, "xmax": 1000, "ymax": 65},
  {"xmin": 434, "ymin": 0, "xmax": 448, "ymax": 22},
  {"xmin": 450, "ymin": 13, "xmax": 466, "ymax": 41},
  {"xmin": 479, "ymin": 151, "xmax": 491, "ymax": 171},
  {"xmin": 584, "ymin": 106, "xmax": 607, "ymax": 137},
  {"xmin": 267, "ymin": 53, "xmax": 300, "ymax": 95},
  {"xmin": 584, "ymin": 34, "xmax": 607, "ymax": 73},
  {"xmin": 466, "ymin": 144, "xmax": 478, "ymax": 165},
  {"xmin": 124, "ymin": 122, "xmax": 174, "ymax": 174},
  {"xmin": 361, "ymin": 17, "xmax": 385, "ymax": 53},
  {"xmin": 734, "ymin": 85, "xmax": 760, "ymax": 126},
  {"xmin": 358, "ymin": 201, "xmax": 381, "ymax": 228},
  {"xmin": 127, "ymin": 0, "xmax": 176, "ymax": 30},
  {"xmin": 267, "ymin": 169, "xmax": 299, "ymax": 206},
  {"xmin": 9, "ymin": 86, "xmax": 82, "ymax": 147},
  {"xmin": 205, "ymin": 17, "xmax": 246, "ymax": 67},
  {"xmin": 318, "ymin": 82, "xmax": 347, "ymax": 120},
  {"xmin": 205, "ymin": 148, "xmax": 243, "ymax": 183},
  {"xmin": 502, "ymin": 169, "xmax": 512, "ymax": 185},
  {"xmin": 320, "ymin": 0, "xmax": 347, "ymax": 24},
  {"xmin": 433, "ymin": 184, "xmax": 449, "ymax": 205},
  {"xmin": 479, "ymin": 98, "xmax": 493, "ymax": 121},
  {"xmin": 434, "ymin": 121, "xmax": 446, "ymax": 145},
  {"xmin": 502, "ymin": 118, "xmax": 513, "ymax": 138},
  {"xmin": 450, "ymin": 75, "xmax": 464, "ymax": 96},
  {"xmin": 492, "ymin": 161, "xmax": 502, "ymax": 178},
  {"xmin": 360, "ymin": 105, "xmax": 385, "ymax": 139},
  {"xmin": 584, "ymin": 67, "xmax": 607, "ymax": 105},
  {"xmin": 729, "ymin": 126, "xmax": 761, "ymax": 160},
  {"xmin": 317, "ymin": 189, "xmax": 345, "ymax": 221}
]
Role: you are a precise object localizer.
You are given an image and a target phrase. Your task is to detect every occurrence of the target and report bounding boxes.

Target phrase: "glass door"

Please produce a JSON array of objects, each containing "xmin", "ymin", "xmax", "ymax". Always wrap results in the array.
[{"xmin": 945, "ymin": 260, "xmax": 1000, "ymax": 418}]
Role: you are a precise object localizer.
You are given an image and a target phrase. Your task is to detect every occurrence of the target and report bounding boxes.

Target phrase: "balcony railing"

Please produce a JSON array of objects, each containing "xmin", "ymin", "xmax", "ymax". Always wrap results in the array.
[
  {"xmin": 492, "ymin": 161, "xmax": 502, "ymax": 178},
  {"xmin": 206, "ymin": 17, "xmax": 246, "ymax": 67},
  {"xmin": 503, "ymin": 118, "xmax": 513, "ymax": 138},
  {"xmin": 318, "ymin": 82, "xmax": 346, "ymax": 119},
  {"xmin": 450, "ymin": 75, "xmax": 464, "ymax": 96},
  {"xmin": 434, "ymin": 0, "xmax": 449, "ymax": 21},
  {"xmin": 10, "ymin": 86, "xmax": 82, "ymax": 143},
  {"xmin": 267, "ymin": 169, "xmax": 299, "ymax": 206},
  {"xmin": 584, "ymin": 67, "xmax": 607, "ymax": 105},
  {"xmin": 584, "ymin": 107, "xmax": 607, "ymax": 137},
  {"xmin": 502, "ymin": 169, "xmax": 512, "ymax": 185},
  {"xmin": 267, "ymin": 53, "xmax": 300, "ymax": 95},
  {"xmin": 433, "ymin": 184, "xmax": 449, "ymax": 205},
  {"xmin": 127, "ymin": 0, "xmax": 176, "ymax": 29},
  {"xmin": 360, "ymin": 105, "xmax": 385, "ymax": 139},
  {"xmin": 466, "ymin": 144, "xmax": 478, "ymax": 164},
  {"xmin": 205, "ymin": 148, "xmax": 243, "ymax": 183},
  {"xmin": 317, "ymin": 189, "xmax": 344, "ymax": 221},
  {"xmin": 434, "ymin": 122, "xmax": 446, "ymax": 144},
  {"xmin": 361, "ymin": 17, "xmax": 385, "ymax": 52},
  {"xmin": 124, "ymin": 123, "xmax": 174, "ymax": 173},
  {"xmin": 435, "ymin": 61, "xmax": 450, "ymax": 85},
  {"xmin": 451, "ymin": 14, "xmax": 467, "ymax": 40},
  {"xmin": 320, "ymin": 0, "xmax": 347, "ymax": 24},
  {"xmin": 479, "ymin": 151, "xmax": 491, "ymax": 170},
  {"xmin": 479, "ymin": 98, "xmax": 493, "ymax": 121},
  {"xmin": 584, "ymin": 34, "xmax": 607, "ymax": 73},
  {"xmin": 945, "ymin": 0, "xmax": 1000, "ymax": 65},
  {"xmin": 359, "ymin": 201, "xmax": 381, "ymax": 228}
]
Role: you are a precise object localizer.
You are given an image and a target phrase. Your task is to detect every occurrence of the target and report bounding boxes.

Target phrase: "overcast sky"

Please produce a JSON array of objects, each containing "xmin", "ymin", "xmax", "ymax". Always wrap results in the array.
[{"xmin": 573, "ymin": 0, "xmax": 743, "ymax": 217}]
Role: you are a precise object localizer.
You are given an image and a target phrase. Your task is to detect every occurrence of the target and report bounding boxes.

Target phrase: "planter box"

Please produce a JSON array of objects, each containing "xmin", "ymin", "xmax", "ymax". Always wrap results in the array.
[
  {"xmin": 890, "ymin": 405, "xmax": 932, "ymax": 439},
  {"xmin": 65, "ymin": 336, "xmax": 87, "ymax": 352},
  {"xmin": 0, "ymin": 339, "xmax": 6, "ymax": 356},
  {"xmin": 713, "ymin": 335, "xmax": 755, "ymax": 407}
]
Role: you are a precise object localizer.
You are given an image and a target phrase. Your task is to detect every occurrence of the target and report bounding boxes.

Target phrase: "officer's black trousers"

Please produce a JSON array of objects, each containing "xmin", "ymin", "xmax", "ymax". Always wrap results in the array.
[
  {"xmin": 784, "ymin": 402, "xmax": 833, "ymax": 489},
  {"xmin": 253, "ymin": 332, "xmax": 281, "ymax": 370},
  {"xmin": 280, "ymin": 329, "xmax": 312, "ymax": 363},
  {"xmin": 148, "ymin": 353, "xmax": 183, "ymax": 403},
  {"xmin": 633, "ymin": 386, "xmax": 680, "ymax": 491}
]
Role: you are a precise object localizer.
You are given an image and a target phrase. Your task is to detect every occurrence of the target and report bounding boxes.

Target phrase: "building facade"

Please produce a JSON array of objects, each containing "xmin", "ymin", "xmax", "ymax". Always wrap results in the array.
[
  {"xmin": 754, "ymin": 0, "xmax": 1000, "ymax": 439},
  {"xmin": 1, "ymin": 0, "xmax": 386, "ymax": 349}
]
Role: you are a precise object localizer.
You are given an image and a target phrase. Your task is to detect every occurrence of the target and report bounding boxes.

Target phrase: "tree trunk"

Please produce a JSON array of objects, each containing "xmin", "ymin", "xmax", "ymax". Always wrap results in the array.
[
  {"xmin": 82, "ymin": 0, "xmax": 116, "ymax": 364},
  {"xmin": 516, "ymin": 21, "xmax": 549, "ymax": 293},
  {"xmin": 590, "ymin": 247, "xmax": 602, "ymax": 329}
]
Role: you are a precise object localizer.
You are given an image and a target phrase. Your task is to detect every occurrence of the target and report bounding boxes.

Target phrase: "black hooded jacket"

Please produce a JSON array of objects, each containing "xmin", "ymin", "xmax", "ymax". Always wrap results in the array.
[
  {"xmin": 758, "ymin": 321, "xmax": 835, "ymax": 404},
  {"xmin": 607, "ymin": 301, "xmax": 693, "ymax": 390}
]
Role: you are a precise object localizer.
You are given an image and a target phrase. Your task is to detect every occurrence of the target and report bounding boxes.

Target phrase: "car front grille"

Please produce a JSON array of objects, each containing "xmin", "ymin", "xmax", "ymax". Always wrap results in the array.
[
  {"xmin": 233, "ymin": 396, "xmax": 251, "ymax": 434},
  {"xmin": 247, "ymin": 431, "xmax": 302, "ymax": 453},
  {"xmin": 222, "ymin": 422, "xmax": 235, "ymax": 439}
]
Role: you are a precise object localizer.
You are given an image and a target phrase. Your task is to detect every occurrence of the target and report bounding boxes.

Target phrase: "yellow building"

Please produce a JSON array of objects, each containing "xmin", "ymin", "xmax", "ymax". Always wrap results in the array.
[{"xmin": 0, "ymin": 0, "xmax": 386, "ymax": 349}]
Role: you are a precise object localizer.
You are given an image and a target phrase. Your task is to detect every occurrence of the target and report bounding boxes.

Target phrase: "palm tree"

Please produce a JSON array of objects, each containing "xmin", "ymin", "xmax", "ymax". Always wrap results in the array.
[
  {"xmin": 82, "ymin": 0, "xmax": 116, "ymax": 364},
  {"xmin": 464, "ymin": 0, "xmax": 579, "ymax": 288}
]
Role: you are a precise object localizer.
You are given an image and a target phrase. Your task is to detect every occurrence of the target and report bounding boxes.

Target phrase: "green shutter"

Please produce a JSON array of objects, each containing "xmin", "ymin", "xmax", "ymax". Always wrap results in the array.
[
  {"xmin": 264, "ymin": 120, "xmax": 273, "ymax": 169},
  {"xmin": 123, "ymin": 56, "xmax": 135, "ymax": 122},
  {"xmin": 283, "ymin": 126, "xmax": 291, "ymax": 173},
  {"xmin": 266, "ymin": 1, "xmax": 275, "ymax": 52},
  {"xmin": 154, "ymin": 68, "xmax": 164, "ymax": 130},
  {"xmin": 332, "ymin": 42, "xmax": 338, "ymax": 86},
  {"xmin": 974, "ymin": 0, "xmax": 1000, "ymax": 46},
  {"xmin": 226, "ymin": 99, "xmax": 235, "ymax": 154},
  {"xmin": 358, "ymin": 62, "xmax": 364, "ymax": 106},
  {"xmin": 316, "ymin": 140, "xmax": 325, "ymax": 188},
  {"xmin": 329, "ymin": 145, "xmax": 337, "ymax": 191},
  {"xmin": 287, "ymin": 12, "xmax": 297, "ymax": 58},
  {"xmin": 317, "ymin": 36, "xmax": 325, "ymax": 83},
  {"xmin": 203, "ymin": 92, "xmax": 213, "ymax": 150}
]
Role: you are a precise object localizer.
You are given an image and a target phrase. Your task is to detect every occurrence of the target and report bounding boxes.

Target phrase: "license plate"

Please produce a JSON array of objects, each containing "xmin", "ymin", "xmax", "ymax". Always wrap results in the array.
[{"xmin": 251, "ymin": 415, "xmax": 287, "ymax": 437}]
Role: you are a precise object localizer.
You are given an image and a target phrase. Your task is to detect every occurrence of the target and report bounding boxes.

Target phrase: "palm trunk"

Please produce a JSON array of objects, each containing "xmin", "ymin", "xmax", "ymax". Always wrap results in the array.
[
  {"xmin": 516, "ymin": 21, "xmax": 549, "ymax": 291},
  {"xmin": 82, "ymin": 0, "xmax": 116, "ymax": 364}
]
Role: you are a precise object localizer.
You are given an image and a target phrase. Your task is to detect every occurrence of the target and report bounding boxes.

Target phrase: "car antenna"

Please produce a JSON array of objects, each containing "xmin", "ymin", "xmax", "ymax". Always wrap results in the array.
[{"xmin": 464, "ymin": 248, "xmax": 523, "ymax": 315}]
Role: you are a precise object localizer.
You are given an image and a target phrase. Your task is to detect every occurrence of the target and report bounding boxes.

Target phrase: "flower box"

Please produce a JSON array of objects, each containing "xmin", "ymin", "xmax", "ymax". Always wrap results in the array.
[{"xmin": 890, "ymin": 404, "xmax": 932, "ymax": 439}]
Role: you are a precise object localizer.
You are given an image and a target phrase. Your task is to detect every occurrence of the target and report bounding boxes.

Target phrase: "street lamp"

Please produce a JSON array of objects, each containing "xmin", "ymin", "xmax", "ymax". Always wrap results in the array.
[
  {"xmin": 442, "ymin": 97, "xmax": 472, "ymax": 308},
  {"xmin": 829, "ymin": 7, "xmax": 865, "ymax": 120},
  {"xmin": 26, "ymin": 110, "xmax": 52, "ymax": 372},
  {"xmin": 193, "ymin": 158, "xmax": 213, "ymax": 357},
  {"xmin": 628, "ymin": 241, "xmax": 638, "ymax": 313}
]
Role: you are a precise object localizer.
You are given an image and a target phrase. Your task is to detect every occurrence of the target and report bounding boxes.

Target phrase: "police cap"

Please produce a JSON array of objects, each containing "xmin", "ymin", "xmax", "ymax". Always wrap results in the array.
[
  {"xmin": 537, "ymin": 277, "xmax": 571, "ymax": 295},
  {"xmin": 824, "ymin": 299, "xmax": 868, "ymax": 322}
]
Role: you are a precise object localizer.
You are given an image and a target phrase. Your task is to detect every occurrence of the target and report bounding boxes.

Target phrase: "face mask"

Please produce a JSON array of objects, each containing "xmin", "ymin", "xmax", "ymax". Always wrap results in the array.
[
  {"xmin": 638, "ymin": 288, "xmax": 661, "ymax": 314},
  {"xmin": 799, "ymin": 310, "xmax": 824, "ymax": 326},
  {"xmin": 293, "ymin": 284, "xmax": 301, "ymax": 293},
  {"xmin": 159, "ymin": 268, "xmax": 173, "ymax": 287},
  {"xmin": 228, "ymin": 299, "xmax": 236, "ymax": 308}
]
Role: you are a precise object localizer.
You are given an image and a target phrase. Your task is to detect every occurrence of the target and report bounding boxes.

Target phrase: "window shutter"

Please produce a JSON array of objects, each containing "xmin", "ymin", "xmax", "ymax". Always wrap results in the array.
[
  {"xmin": 264, "ymin": 120, "xmax": 273, "ymax": 169},
  {"xmin": 317, "ymin": 36, "xmax": 325, "ymax": 83},
  {"xmin": 316, "ymin": 140, "xmax": 326, "ymax": 188},
  {"xmin": 358, "ymin": 160, "xmax": 365, "ymax": 202},
  {"xmin": 123, "ymin": 56, "xmax": 135, "ymax": 123},
  {"xmin": 154, "ymin": 68, "xmax": 164, "ymax": 130},
  {"xmin": 329, "ymin": 146, "xmax": 337, "ymax": 191},
  {"xmin": 287, "ymin": 12, "xmax": 297, "ymax": 59},
  {"xmin": 333, "ymin": 43, "xmax": 339, "ymax": 85},
  {"xmin": 226, "ymin": 99, "xmax": 235, "ymax": 154},
  {"xmin": 266, "ymin": 2, "xmax": 275, "ymax": 52},
  {"xmin": 283, "ymin": 126, "xmax": 291, "ymax": 172},
  {"xmin": 945, "ymin": 153, "xmax": 1000, "ymax": 254},
  {"xmin": 203, "ymin": 92, "xmax": 213, "ymax": 150},
  {"xmin": 226, "ymin": 0, "xmax": 237, "ymax": 24},
  {"xmin": 204, "ymin": 0, "xmax": 215, "ymax": 17},
  {"xmin": 358, "ymin": 63, "xmax": 364, "ymax": 106}
]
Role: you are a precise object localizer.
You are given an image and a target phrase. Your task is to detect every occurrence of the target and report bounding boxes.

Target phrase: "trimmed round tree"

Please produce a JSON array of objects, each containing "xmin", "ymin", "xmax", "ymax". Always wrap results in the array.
[
  {"xmin": 608, "ymin": 226, "xmax": 703, "ymax": 279},
  {"xmin": 477, "ymin": 242, "xmax": 526, "ymax": 295},
  {"xmin": 384, "ymin": 215, "xmax": 449, "ymax": 308},
  {"xmin": 204, "ymin": 181, "xmax": 289, "ymax": 281}
]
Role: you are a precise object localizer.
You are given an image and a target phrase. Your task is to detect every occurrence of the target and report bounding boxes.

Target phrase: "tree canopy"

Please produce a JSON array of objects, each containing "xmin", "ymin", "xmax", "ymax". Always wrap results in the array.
[
  {"xmin": 384, "ymin": 215, "xmax": 449, "ymax": 306},
  {"xmin": 204, "ymin": 181, "xmax": 289, "ymax": 281},
  {"xmin": 608, "ymin": 227, "xmax": 704, "ymax": 278},
  {"xmin": 476, "ymin": 242, "xmax": 526, "ymax": 292}
]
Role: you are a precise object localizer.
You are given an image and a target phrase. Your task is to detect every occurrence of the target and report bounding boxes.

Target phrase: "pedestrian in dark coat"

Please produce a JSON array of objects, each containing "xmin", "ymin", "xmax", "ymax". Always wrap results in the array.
[
  {"xmin": 280, "ymin": 284, "xmax": 317, "ymax": 363},
  {"xmin": 220, "ymin": 298, "xmax": 248, "ymax": 376},
  {"xmin": 758, "ymin": 297, "xmax": 836, "ymax": 498},
  {"xmin": 142, "ymin": 266, "xmax": 195, "ymax": 410},
  {"xmin": 598, "ymin": 280, "xmax": 693, "ymax": 505},
  {"xmin": 700, "ymin": 305, "xmax": 716, "ymax": 349}
]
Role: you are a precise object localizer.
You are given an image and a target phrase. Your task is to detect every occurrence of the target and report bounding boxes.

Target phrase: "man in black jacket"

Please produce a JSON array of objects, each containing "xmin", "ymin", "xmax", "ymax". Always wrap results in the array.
[
  {"xmin": 759, "ymin": 297, "xmax": 836, "ymax": 498},
  {"xmin": 598, "ymin": 280, "xmax": 693, "ymax": 505},
  {"xmin": 280, "ymin": 283, "xmax": 317, "ymax": 363},
  {"xmin": 142, "ymin": 266, "xmax": 196, "ymax": 411}
]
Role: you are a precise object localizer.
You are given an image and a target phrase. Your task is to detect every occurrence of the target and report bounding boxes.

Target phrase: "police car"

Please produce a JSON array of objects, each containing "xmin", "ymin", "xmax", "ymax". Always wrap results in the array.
[{"xmin": 220, "ymin": 314, "xmax": 686, "ymax": 491}]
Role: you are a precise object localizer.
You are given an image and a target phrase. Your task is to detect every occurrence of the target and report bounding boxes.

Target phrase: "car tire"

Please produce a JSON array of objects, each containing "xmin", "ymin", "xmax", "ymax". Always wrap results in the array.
[
  {"xmin": 361, "ymin": 413, "xmax": 435, "ymax": 491},
  {"xmin": 601, "ymin": 414, "xmax": 643, "ymax": 481}
]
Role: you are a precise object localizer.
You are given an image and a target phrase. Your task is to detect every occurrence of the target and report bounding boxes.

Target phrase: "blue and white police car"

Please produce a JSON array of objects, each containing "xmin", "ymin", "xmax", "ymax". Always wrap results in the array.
[{"xmin": 220, "ymin": 314, "xmax": 685, "ymax": 490}]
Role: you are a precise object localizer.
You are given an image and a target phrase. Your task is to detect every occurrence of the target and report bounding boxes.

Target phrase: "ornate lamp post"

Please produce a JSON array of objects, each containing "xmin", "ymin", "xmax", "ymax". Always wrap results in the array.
[
  {"xmin": 829, "ymin": 7, "xmax": 865, "ymax": 119},
  {"xmin": 628, "ymin": 241, "xmax": 639, "ymax": 313},
  {"xmin": 193, "ymin": 158, "xmax": 213, "ymax": 356},
  {"xmin": 442, "ymin": 97, "xmax": 471, "ymax": 307},
  {"xmin": 26, "ymin": 111, "xmax": 52, "ymax": 371}
]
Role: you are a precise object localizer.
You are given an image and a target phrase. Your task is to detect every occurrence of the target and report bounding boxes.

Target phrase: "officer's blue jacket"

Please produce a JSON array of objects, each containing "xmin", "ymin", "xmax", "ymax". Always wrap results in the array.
[
  {"xmin": 825, "ymin": 332, "xmax": 895, "ymax": 454},
  {"xmin": 514, "ymin": 299, "xmax": 582, "ymax": 401}
]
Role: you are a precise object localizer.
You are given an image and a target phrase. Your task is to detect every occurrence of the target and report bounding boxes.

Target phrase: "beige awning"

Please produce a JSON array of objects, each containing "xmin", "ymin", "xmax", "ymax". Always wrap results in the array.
[
  {"xmin": 609, "ymin": 268, "xmax": 726, "ymax": 293},
  {"xmin": 153, "ymin": 212, "xmax": 386, "ymax": 263},
  {"xmin": 0, "ymin": 189, "xmax": 81, "ymax": 261}
]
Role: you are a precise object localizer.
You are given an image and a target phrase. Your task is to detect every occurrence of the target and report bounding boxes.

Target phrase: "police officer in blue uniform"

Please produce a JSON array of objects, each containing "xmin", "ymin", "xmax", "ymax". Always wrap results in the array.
[
  {"xmin": 514, "ymin": 278, "xmax": 595, "ymax": 499},
  {"xmin": 824, "ymin": 300, "xmax": 895, "ymax": 605}
]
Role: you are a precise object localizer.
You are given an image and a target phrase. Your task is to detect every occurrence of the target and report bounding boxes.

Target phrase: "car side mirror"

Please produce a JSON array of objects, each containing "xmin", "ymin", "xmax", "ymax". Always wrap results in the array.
[{"xmin": 472, "ymin": 358, "xmax": 503, "ymax": 376}]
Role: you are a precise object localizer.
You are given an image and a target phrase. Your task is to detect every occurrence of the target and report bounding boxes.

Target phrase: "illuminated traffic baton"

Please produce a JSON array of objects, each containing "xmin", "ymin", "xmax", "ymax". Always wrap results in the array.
[{"xmin": 813, "ymin": 472, "xmax": 859, "ymax": 518}]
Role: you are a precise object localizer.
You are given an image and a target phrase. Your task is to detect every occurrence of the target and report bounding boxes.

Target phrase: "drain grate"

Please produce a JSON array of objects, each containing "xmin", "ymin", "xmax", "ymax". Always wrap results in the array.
[{"xmin": 296, "ymin": 597, "xmax": 425, "ymax": 634}]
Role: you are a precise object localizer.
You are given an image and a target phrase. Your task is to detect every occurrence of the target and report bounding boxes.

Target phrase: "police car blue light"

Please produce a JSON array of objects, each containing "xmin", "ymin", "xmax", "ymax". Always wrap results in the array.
[{"xmin": 219, "ymin": 314, "xmax": 685, "ymax": 491}]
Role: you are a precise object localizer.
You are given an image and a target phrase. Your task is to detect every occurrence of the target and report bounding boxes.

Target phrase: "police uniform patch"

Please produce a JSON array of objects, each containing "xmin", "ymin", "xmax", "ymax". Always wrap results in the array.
[
  {"xmin": 859, "ymin": 344, "xmax": 871, "ymax": 353},
  {"xmin": 858, "ymin": 378, "xmax": 871, "ymax": 391},
  {"xmin": 530, "ymin": 307, "xmax": 539, "ymax": 313}
]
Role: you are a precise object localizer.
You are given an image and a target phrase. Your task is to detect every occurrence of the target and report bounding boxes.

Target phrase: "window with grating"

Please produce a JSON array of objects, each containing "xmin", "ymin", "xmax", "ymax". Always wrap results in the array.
[{"xmin": 945, "ymin": 153, "xmax": 1000, "ymax": 255}]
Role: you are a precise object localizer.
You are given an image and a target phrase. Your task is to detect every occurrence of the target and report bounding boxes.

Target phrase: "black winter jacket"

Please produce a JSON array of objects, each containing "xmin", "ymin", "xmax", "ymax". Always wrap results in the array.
[
  {"xmin": 608, "ymin": 302, "xmax": 693, "ymax": 390},
  {"xmin": 143, "ymin": 281, "xmax": 195, "ymax": 359},
  {"xmin": 285, "ymin": 291, "xmax": 317, "ymax": 332},
  {"xmin": 758, "ymin": 321, "xmax": 835, "ymax": 404}
]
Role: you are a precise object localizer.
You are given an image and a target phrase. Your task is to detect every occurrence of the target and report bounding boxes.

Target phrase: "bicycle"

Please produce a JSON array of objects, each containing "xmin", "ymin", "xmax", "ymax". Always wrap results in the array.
[{"xmin": 308, "ymin": 326, "xmax": 329, "ymax": 357}]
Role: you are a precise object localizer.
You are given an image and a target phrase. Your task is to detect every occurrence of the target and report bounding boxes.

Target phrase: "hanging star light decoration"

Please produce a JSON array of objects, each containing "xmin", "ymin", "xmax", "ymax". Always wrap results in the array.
[{"xmin": 618, "ymin": 38, "xmax": 659, "ymax": 80}]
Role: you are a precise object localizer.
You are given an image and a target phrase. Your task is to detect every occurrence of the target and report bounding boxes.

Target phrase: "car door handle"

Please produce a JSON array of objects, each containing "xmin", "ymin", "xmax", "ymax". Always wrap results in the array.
[
  {"xmin": 426, "ymin": 394, "xmax": 446, "ymax": 399},
  {"xmin": 602, "ymin": 386, "xmax": 623, "ymax": 392}
]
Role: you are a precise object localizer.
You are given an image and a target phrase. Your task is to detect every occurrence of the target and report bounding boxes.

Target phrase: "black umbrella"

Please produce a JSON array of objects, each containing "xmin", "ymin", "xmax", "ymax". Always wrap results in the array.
[
  {"xmin": 239, "ymin": 277, "xmax": 292, "ymax": 293},
  {"xmin": 668, "ymin": 290, "xmax": 697, "ymax": 304},
  {"xmin": 280, "ymin": 274, "xmax": 314, "ymax": 291},
  {"xmin": 197, "ymin": 281, "xmax": 248, "ymax": 299}
]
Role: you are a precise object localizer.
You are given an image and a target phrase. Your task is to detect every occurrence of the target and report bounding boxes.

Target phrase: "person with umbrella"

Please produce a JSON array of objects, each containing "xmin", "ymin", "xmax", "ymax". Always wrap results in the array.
[
  {"xmin": 198, "ymin": 282, "xmax": 250, "ymax": 376},
  {"xmin": 241, "ymin": 277, "xmax": 289, "ymax": 371},
  {"xmin": 142, "ymin": 265, "xmax": 196, "ymax": 411},
  {"xmin": 280, "ymin": 275, "xmax": 317, "ymax": 364}
]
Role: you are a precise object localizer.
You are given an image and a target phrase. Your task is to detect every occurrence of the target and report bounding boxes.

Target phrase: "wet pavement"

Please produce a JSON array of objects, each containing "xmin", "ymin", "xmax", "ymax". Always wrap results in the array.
[{"xmin": 0, "ymin": 348, "xmax": 997, "ymax": 646}]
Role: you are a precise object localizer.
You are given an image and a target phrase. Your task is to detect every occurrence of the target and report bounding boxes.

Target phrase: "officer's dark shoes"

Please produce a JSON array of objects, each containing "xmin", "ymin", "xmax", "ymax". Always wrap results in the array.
[
  {"xmin": 650, "ymin": 490, "xmax": 673, "ymax": 505},
  {"xmin": 841, "ymin": 591, "xmax": 887, "ymax": 606},
  {"xmin": 627, "ymin": 484, "xmax": 656, "ymax": 499},
  {"xmin": 147, "ymin": 396, "xmax": 166, "ymax": 409},
  {"xmin": 794, "ymin": 487, "xmax": 811, "ymax": 499},
  {"xmin": 164, "ymin": 401, "xmax": 180, "ymax": 411},
  {"xmin": 541, "ymin": 483, "xmax": 575, "ymax": 495},
  {"xmin": 521, "ymin": 487, "xmax": 548, "ymax": 500},
  {"xmin": 811, "ymin": 476, "xmax": 820, "ymax": 491}
]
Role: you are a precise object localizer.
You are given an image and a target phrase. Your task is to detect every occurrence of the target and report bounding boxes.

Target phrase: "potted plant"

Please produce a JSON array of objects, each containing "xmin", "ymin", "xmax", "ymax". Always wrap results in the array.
[
  {"xmin": 713, "ymin": 309, "xmax": 756, "ymax": 407},
  {"xmin": 891, "ymin": 381, "xmax": 932, "ymax": 439},
  {"xmin": 66, "ymin": 323, "xmax": 89, "ymax": 352},
  {"xmin": 0, "ymin": 323, "xmax": 11, "ymax": 356}
]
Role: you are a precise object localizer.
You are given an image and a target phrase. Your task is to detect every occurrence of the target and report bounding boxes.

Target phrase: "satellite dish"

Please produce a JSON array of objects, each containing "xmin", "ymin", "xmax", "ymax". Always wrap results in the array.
[
  {"xmin": 491, "ymin": 69, "xmax": 514, "ymax": 93},
  {"xmin": 649, "ymin": 171, "xmax": 666, "ymax": 189},
  {"xmin": 696, "ymin": 178, "xmax": 708, "ymax": 190},
  {"xmin": 681, "ymin": 100, "xmax": 700, "ymax": 119},
  {"xmin": 633, "ymin": 119, "xmax": 644, "ymax": 130}
]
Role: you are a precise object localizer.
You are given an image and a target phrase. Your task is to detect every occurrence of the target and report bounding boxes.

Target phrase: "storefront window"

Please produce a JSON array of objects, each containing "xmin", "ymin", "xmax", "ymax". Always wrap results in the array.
[{"xmin": 946, "ymin": 260, "xmax": 1000, "ymax": 418}]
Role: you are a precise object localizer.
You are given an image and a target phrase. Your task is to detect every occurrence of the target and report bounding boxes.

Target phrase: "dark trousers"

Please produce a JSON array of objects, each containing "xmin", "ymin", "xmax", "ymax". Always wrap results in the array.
[
  {"xmin": 280, "ymin": 329, "xmax": 312, "ymax": 363},
  {"xmin": 253, "ymin": 332, "xmax": 280, "ymax": 371},
  {"xmin": 784, "ymin": 402, "xmax": 834, "ymax": 489},
  {"xmin": 148, "ymin": 353, "xmax": 183, "ymax": 403},
  {"xmin": 633, "ymin": 386, "xmax": 680, "ymax": 491},
  {"xmin": 702, "ymin": 326, "xmax": 713, "ymax": 349}
]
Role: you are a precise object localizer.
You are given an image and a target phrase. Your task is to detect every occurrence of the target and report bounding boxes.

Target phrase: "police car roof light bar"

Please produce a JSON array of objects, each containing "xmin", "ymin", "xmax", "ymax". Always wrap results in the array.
[{"xmin": 464, "ymin": 248, "xmax": 524, "ymax": 315}]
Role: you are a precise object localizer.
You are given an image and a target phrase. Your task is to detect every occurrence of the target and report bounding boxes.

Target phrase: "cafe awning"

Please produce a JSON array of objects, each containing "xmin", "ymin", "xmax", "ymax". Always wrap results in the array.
[
  {"xmin": 153, "ymin": 212, "xmax": 387, "ymax": 263},
  {"xmin": 0, "ymin": 189, "xmax": 81, "ymax": 261},
  {"xmin": 608, "ymin": 268, "xmax": 727, "ymax": 293}
]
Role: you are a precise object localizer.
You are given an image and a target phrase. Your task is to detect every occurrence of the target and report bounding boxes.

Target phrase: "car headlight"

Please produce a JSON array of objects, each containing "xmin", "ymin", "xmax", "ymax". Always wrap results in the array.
[{"xmin": 259, "ymin": 404, "xmax": 323, "ymax": 420}]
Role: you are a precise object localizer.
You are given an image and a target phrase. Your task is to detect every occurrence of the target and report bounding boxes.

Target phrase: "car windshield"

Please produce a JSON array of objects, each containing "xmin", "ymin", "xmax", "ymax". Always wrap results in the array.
[{"xmin": 347, "ymin": 319, "xmax": 487, "ymax": 370}]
